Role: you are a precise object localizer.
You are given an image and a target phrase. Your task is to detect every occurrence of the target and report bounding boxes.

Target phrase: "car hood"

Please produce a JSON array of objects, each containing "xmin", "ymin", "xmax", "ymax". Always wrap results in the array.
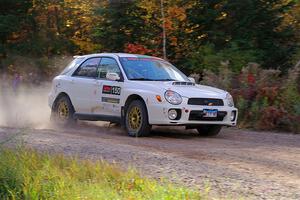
[{"xmin": 128, "ymin": 81, "xmax": 227, "ymax": 98}]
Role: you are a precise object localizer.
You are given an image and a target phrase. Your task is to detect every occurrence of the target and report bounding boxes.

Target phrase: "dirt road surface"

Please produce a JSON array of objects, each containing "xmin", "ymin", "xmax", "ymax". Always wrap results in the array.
[{"xmin": 0, "ymin": 124, "xmax": 299, "ymax": 199}]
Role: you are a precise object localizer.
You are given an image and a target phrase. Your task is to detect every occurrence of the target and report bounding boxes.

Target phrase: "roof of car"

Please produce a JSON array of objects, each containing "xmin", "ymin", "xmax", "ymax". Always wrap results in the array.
[{"xmin": 74, "ymin": 53, "xmax": 164, "ymax": 60}]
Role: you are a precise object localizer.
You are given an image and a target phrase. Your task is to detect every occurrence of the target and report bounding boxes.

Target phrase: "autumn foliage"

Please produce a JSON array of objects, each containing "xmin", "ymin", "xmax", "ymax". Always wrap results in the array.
[
  {"xmin": 201, "ymin": 63, "xmax": 300, "ymax": 133},
  {"xmin": 1, "ymin": 0, "xmax": 300, "ymax": 132},
  {"xmin": 124, "ymin": 43, "xmax": 152, "ymax": 55}
]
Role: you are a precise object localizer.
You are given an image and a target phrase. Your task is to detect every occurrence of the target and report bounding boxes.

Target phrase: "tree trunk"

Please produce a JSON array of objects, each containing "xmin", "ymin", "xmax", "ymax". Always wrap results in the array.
[{"xmin": 160, "ymin": 0, "xmax": 167, "ymax": 60}]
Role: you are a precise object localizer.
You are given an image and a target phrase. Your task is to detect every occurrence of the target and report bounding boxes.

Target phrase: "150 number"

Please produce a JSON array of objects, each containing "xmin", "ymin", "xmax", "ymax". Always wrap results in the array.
[{"xmin": 111, "ymin": 86, "xmax": 121, "ymax": 95}]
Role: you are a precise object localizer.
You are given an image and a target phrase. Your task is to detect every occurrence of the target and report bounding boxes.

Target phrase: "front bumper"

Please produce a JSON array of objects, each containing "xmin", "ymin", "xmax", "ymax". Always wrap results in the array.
[{"xmin": 147, "ymin": 103, "xmax": 238, "ymax": 126}]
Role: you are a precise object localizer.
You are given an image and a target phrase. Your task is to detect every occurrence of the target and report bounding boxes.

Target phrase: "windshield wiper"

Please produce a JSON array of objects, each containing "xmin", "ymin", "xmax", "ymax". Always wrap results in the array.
[{"xmin": 129, "ymin": 78, "xmax": 154, "ymax": 81}]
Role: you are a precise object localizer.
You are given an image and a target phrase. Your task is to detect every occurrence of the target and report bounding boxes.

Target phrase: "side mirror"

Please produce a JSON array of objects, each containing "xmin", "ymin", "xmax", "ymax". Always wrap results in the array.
[
  {"xmin": 188, "ymin": 77, "xmax": 196, "ymax": 83},
  {"xmin": 106, "ymin": 72, "xmax": 120, "ymax": 81}
]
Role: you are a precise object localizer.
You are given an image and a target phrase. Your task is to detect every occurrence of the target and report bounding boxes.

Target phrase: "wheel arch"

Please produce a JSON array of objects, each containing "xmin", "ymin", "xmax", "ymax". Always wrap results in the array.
[
  {"xmin": 124, "ymin": 94, "xmax": 147, "ymax": 111},
  {"xmin": 52, "ymin": 92, "xmax": 74, "ymax": 111},
  {"xmin": 122, "ymin": 94, "xmax": 149, "ymax": 123}
]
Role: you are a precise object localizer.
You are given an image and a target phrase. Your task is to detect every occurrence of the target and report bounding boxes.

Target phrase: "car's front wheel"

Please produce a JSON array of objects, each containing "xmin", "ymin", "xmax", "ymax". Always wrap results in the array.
[
  {"xmin": 196, "ymin": 125, "xmax": 222, "ymax": 137},
  {"xmin": 51, "ymin": 95, "xmax": 76, "ymax": 126},
  {"xmin": 125, "ymin": 100, "xmax": 151, "ymax": 137}
]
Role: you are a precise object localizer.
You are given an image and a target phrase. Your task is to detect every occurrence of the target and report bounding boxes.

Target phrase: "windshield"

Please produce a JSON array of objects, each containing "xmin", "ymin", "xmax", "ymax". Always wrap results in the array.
[{"xmin": 120, "ymin": 57, "xmax": 189, "ymax": 81}]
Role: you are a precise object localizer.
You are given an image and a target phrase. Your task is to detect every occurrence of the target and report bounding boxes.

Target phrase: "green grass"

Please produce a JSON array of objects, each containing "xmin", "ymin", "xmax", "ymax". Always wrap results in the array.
[{"xmin": 0, "ymin": 148, "xmax": 203, "ymax": 200}]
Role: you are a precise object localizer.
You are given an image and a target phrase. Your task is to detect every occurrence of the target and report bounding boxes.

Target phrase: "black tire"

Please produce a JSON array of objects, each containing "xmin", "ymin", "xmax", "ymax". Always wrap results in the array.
[
  {"xmin": 196, "ymin": 125, "xmax": 222, "ymax": 137},
  {"xmin": 51, "ymin": 95, "xmax": 76, "ymax": 127},
  {"xmin": 125, "ymin": 100, "xmax": 151, "ymax": 137}
]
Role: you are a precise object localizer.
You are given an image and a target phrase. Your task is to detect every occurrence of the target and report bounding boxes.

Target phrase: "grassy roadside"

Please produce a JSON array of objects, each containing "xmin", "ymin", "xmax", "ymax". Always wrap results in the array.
[{"xmin": 0, "ymin": 148, "xmax": 204, "ymax": 200}]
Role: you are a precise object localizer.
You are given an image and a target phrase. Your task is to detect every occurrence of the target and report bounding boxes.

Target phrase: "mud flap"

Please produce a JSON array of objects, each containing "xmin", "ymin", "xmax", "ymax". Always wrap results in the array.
[{"xmin": 121, "ymin": 106, "xmax": 125, "ymax": 128}]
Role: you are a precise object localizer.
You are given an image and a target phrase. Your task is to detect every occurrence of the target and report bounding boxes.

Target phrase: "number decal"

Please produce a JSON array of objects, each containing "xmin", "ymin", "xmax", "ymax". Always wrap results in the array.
[
  {"xmin": 102, "ymin": 85, "xmax": 121, "ymax": 95},
  {"xmin": 112, "ymin": 87, "xmax": 121, "ymax": 95}
]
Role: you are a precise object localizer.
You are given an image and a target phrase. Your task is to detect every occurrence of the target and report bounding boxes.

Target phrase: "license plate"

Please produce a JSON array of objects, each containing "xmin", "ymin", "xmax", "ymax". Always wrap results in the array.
[{"xmin": 203, "ymin": 109, "xmax": 218, "ymax": 118}]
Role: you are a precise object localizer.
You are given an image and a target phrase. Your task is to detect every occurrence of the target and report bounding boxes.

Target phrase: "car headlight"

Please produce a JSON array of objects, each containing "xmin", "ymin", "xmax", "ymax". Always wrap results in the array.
[
  {"xmin": 164, "ymin": 90, "xmax": 182, "ymax": 105},
  {"xmin": 226, "ymin": 93, "xmax": 234, "ymax": 107}
]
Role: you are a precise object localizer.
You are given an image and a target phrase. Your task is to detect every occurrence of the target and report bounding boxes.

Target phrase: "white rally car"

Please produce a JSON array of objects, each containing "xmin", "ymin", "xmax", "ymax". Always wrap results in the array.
[{"xmin": 49, "ymin": 53, "xmax": 238, "ymax": 137}]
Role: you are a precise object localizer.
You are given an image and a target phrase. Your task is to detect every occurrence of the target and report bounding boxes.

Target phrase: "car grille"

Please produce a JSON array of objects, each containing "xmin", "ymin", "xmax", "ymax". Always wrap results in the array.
[
  {"xmin": 187, "ymin": 98, "xmax": 224, "ymax": 106},
  {"xmin": 189, "ymin": 110, "xmax": 227, "ymax": 121}
]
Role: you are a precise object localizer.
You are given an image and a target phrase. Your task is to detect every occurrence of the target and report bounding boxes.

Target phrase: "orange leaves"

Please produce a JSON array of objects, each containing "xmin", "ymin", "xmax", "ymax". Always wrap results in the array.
[
  {"xmin": 170, "ymin": 36, "xmax": 178, "ymax": 46},
  {"xmin": 257, "ymin": 87, "xmax": 279, "ymax": 104},
  {"xmin": 124, "ymin": 43, "xmax": 152, "ymax": 55},
  {"xmin": 161, "ymin": 5, "xmax": 188, "ymax": 52},
  {"xmin": 164, "ymin": 6, "xmax": 187, "ymax": 31},
  {"xmin": 167, "ymin": 6, "xmax": 186, "ymax": 22}
]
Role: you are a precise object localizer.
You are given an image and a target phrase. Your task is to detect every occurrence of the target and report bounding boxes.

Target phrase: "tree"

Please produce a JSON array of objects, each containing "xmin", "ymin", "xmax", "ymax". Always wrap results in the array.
[
  {"xmin": 0, "ymin": 0, "xmax": 32, "ymax": 58},
  {"xmin": 62, "ymin": 0, "xmax": 102, "ymax": 54},
  {"xmin": 222, "ymin": 0, "xmax": 296, "ymax": 70},
  {"xmin": 185, "ymin": 0, "xmax": 297, "ymax": 71},
  {"xmin": 93, "ymin": 1, "xmax": 151, "ymax": 53},
  {"xmin": 160, "ymin": 0, "xmax": 167, "ymax": 59}
]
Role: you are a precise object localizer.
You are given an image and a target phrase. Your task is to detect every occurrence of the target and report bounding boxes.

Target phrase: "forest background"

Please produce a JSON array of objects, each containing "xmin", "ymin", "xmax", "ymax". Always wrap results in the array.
[{"xmin": 0, "ymin": 0, "xmax": 300, "ymax": 132}]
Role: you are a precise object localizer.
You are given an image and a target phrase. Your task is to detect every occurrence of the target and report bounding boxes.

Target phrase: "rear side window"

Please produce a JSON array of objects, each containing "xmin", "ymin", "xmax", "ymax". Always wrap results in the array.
[
  {"xmin": 73, "ymin": 58, "xmax": 101, "ymax": 78},
  {"xmin": 60, "ymin": 57, "xmax": 84, "ymax": 75}
]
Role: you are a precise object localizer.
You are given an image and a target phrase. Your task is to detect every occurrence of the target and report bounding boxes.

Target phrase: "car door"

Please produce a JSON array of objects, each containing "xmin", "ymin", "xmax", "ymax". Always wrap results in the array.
[
  {"xmin": 69, "ymin": 57, "xmax": 101, "ymax": 114},
  {"xmin": 95, "ymin": 57, "xmax": 123, "ymax": 117}
]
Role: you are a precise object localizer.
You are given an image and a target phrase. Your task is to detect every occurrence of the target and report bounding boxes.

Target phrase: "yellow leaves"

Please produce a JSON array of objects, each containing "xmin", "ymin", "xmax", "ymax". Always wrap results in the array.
[
  {"xmin": 197, "ymin": 34, "xmax": 207, "ymax": 40},
  {"xmin": 185, "ymin": 28, "xmax": 194, "ymax": 34},
  {"xmin": 216, "ymin": 12, "xmax": 228, "ymax": 21},
  {"xmin": 124, "ymin": 29, "xmax": 132, "ymax": 36},
  {"xmin": 138, "ymin": 1, "xmax": 157, "ymax": 14},
  {"xmin": 66, "ymin": 20, "xmax": 72, "ymax": 28},
  {"xmin": 71, "ymin": 39, "xmax": 97, "ymax": 53},
  {"xmin": 278, "ymin": 1, "xmax": 300, "ymax": 34},
  {"xmin": 185, "ymin": 24, "xmax": 200, "ymax": 34},
  {"xmin": 221, "ymin": 12, "xmax": 227, "ymax": 17}
]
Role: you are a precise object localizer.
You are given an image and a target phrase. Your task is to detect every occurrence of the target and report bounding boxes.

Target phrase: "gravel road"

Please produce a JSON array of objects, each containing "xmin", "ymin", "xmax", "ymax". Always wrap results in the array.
[{"xmin": 0, "ymin": 124, "xmax": 299, "ymax": 199}]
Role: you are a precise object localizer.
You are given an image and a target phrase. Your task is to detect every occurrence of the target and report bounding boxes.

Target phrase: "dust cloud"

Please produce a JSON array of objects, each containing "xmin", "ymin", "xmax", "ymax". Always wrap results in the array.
[
  {"xmin": 0, "ymin": 54, "xmax": 112, "ymax": 130},
  {"xmin": 0, "ymin": 83, "xmax": 52, "ymax": 129}
]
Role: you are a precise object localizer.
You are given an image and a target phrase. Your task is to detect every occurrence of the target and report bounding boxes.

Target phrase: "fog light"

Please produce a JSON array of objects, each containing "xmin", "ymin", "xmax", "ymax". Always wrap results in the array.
[
  {"xmin": 230, "ymin": 111, "xmax": 236, "ymax": 121},
  {"xmin": 168, "ymin": 109, "xmax": 177, "ymax": 120}
]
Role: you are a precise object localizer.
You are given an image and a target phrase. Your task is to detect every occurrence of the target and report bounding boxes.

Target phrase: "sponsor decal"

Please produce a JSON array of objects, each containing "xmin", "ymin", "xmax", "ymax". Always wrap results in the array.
[
  {"xmin": 102, "ymin": 97, "xmax": 120, "ymax": 104},
  {"xmin": 102, "ymin": 85, "xmax": 121, "ymax": 95}
]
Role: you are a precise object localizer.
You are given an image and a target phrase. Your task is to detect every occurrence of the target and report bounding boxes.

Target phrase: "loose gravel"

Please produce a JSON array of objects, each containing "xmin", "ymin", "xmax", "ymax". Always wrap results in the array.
[{"xmin": 0, "ymin": 124, "xmax": 299, "ymax": 199}]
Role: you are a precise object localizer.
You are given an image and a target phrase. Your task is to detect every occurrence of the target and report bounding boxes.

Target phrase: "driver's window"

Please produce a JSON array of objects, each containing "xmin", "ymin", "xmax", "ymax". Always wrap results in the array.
[{"xmin": 98, "ymin": 57, "xmax": 120, "ymax": 79}]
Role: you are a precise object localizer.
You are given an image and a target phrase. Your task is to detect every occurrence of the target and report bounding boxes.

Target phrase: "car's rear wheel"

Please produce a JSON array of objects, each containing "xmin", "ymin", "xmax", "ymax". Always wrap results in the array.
[
  {"xmin": 196, "ymin": 125, "xmax": 222, "ymax": 137},
  {"xmin": 125, "ymin": 100, "xmax": 151, "ymax": 137},
  {"xmin": 51, "ymin": 95, "xmax": 76, "ymax": 126}
]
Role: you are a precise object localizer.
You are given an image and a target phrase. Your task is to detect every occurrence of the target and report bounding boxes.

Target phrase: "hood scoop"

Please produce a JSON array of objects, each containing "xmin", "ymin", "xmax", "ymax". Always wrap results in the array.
[{"xmin": 172, "ymin": 81, "xmax": 195, "ymax": 86}]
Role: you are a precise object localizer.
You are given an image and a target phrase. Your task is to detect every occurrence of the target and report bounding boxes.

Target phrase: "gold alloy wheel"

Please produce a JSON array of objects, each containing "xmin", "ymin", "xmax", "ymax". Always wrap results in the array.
[
  {"xmin": 57, "ymin": 100, "xmax": 69, "ymax": 120},
  {"xmin": 128, "ymin": 106, "xmax": 142, "ymax": 130}
]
